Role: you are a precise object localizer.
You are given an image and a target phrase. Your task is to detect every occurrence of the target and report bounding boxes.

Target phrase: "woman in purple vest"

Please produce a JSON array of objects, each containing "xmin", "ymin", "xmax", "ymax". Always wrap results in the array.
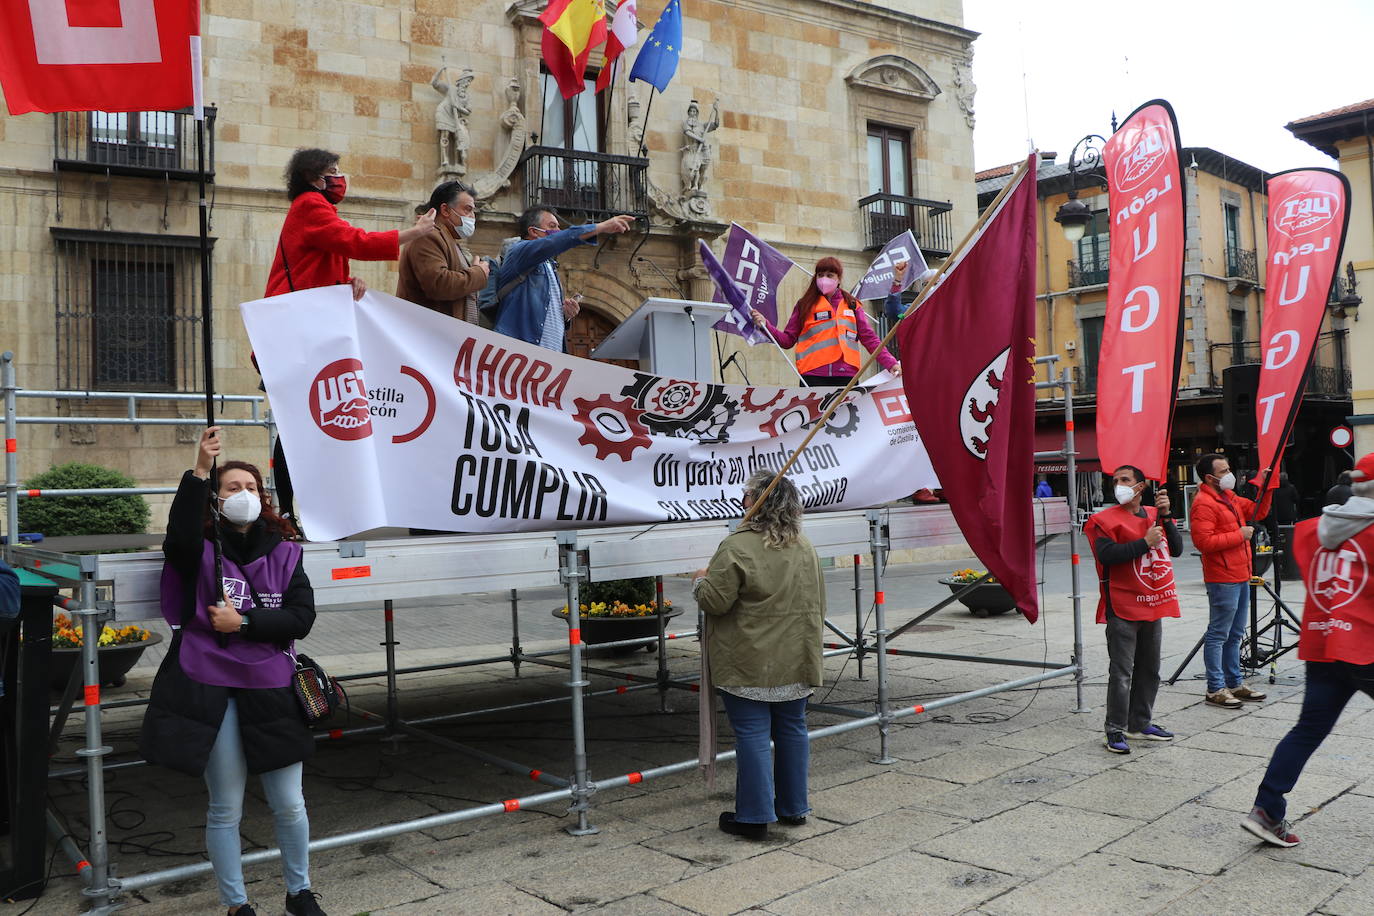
[{"xmin": 141, "ymin": 427, "xmax": 325, "ymax": 916}]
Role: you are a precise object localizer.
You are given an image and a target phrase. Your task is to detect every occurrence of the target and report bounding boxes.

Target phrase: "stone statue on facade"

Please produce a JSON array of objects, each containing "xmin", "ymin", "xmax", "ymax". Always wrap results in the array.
[
  {"xmin": 627, "ymin": 92, "xmax": 646, "ymax": 154},
  {"xmin": 467, "ymin": 76, "xmax": 529, "ymax": 202},
  {"xmin": 680, "ymin": 99, "xmax": 719, "ymax": 216},
  {"xmin": 432, "ymin": 62, "xmax": 474, "ymax": 176}
]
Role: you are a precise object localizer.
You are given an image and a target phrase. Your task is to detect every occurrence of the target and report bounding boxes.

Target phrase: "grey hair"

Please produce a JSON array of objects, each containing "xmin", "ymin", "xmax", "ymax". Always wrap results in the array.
[{"xmin": 740, "ymin": 470, "xmax": 803, "ymax": 549}]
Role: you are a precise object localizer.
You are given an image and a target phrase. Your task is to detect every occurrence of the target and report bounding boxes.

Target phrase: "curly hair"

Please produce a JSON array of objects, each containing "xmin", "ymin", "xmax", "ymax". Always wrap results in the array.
[
  {"xmin": 284, "ymin": 148, "xmax": 339, "ymax": 200},
  {"xmin": 207, "ymin": 460, "xmax": 298, "ymax": 539},
  {"xmin": 739, "ymin": 470, "xmax": 803, "ymax": 549}
]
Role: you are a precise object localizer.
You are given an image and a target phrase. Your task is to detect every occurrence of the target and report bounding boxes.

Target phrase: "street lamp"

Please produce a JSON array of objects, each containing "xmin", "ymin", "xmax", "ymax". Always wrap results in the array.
[{"xmin": 1054, "ymin": 134, "xmax": 1109, "ymax": 243}]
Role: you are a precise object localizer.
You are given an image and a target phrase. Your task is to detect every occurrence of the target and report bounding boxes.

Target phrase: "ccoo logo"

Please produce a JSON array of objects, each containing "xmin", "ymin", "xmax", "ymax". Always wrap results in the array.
[
  {"xmin": 1113, "ymin": 125, "xmax": 1169, "ymax": 193},
  {"xmin": 1275, "ymin": 190, "xmax": 1338, "ymax": 239},
  {"xmin": 310, "ymin": 358, "xmax": 373, "ymax": 441}
]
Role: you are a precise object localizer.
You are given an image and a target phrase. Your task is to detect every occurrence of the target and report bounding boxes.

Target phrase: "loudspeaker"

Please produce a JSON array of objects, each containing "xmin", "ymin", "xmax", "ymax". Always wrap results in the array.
[{"xmin": 1222, "ymin": 363, "xmax": 1260, "ymax": 445}]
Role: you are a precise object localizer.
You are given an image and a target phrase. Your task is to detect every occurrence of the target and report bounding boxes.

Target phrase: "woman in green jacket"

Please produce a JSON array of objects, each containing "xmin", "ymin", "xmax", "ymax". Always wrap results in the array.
[{"xmin": 694, "ymin": 470, "xmax": 825, "ymax": 840}]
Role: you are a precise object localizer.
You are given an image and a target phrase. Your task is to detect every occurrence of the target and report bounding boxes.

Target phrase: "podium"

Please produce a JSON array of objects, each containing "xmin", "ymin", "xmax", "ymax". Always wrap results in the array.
[{"xmin": 592, "ymin": 298, "xmax": 729, "ymax": 381}]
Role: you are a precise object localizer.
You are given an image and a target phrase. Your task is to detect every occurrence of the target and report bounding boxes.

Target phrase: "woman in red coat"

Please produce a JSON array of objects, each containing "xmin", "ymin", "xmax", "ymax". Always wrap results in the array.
[
  {"xmin": 262, "ymin": 149, "xmax": 436, "ymax": 530},
  {"xmin": 264, "ymin": 148, "xmax": 435, "ymax": 300}
]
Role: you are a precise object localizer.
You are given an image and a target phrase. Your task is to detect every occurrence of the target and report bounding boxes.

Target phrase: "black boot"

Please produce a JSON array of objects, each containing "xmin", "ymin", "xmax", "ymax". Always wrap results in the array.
[{"xmin": 718, "ymin": 811, "xmax": 767, "ymax": 840}]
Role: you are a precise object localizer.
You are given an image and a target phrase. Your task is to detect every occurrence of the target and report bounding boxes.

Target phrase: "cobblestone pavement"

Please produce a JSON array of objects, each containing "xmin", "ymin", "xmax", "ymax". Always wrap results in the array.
[{"xmin": 32, "ymin": 538, "xmax": 1369, "ymax": 915}]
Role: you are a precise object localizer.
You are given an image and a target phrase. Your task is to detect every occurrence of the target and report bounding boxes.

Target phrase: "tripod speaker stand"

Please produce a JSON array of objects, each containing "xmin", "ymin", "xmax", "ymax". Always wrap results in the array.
[{"xmin": 1166, "ymin": 545, "xmax": 1302, "ymax": 686}]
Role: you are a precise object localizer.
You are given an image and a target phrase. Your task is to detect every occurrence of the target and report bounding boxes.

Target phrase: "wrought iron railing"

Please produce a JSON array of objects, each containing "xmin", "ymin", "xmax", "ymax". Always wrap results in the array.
[
  {"xmin": 857, "ymin": 193, "xmax": 953, "ymax": 258},
  {"xmin": 1207, "ymin": 332, "xmax": 1351, "ymax": 398},
  {"xmin": 50, "ymin": 228, "xmax": 209, "ymax": 392},
  {"xmin": 1330, "ymin": 274, "xmax": 1356, "ymax": 305},
  {"xmin": 53, "ymin": 107, "xmax": 215, "ymax": 180},
  {"xmin": 518, "ymin": 146, "xmax": 649, "ymax": 222},
  {"xmin": 1068, "ymin": 254, "xmax": 1109, "ymax": 288},
  {"xmin": 1225, "ymin": 246, "xmax": 1258, "ymax": 283}
]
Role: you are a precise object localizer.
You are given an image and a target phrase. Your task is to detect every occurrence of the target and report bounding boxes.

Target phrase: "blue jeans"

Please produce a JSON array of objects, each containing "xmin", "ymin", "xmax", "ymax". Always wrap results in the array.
[
  {"xmin": 718, "ymin": 692, "xmax": 810, "ymax": 824},
  {"xmin": 205, "ymin": 698, "xmax": 311, "ymax": 907},
  {"xmin": 1203, "ymin": 581, "xmax": 1251, "ymax": 692},
  {"xmin": 1255, "ymin": 661, "xmax": 1374, "ymax": 820}
]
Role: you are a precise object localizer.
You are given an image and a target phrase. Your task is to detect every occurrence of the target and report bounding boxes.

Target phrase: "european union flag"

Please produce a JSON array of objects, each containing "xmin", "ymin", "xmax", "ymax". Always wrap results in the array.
[{"xmin": 628, "ymin": 0, "xmax": 683, "ymax": 92}]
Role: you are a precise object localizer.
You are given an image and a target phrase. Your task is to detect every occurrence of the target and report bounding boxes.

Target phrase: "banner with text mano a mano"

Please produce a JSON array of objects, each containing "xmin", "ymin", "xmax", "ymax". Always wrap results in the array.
[
  {"xmin": 240, "ymin": 286, "xmax": 937, "ymax": 541},
  {"xmin": 1098, "ymin": 100, "xmax": 1186, "ymax": 482},
  {"xmin": 1253, "ymin": 168, "xmax": 1351, "ymax": 489}
]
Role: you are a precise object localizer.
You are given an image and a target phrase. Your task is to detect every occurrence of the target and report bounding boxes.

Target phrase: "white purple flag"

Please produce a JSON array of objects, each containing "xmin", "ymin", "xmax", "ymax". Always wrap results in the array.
[
  {"xmin": 853, "ymin": 230, "xmax": 928, "ymax": 301},
  {"xmin": 709, "ymin": 223, "xmax": 794, "ymax": 344}
]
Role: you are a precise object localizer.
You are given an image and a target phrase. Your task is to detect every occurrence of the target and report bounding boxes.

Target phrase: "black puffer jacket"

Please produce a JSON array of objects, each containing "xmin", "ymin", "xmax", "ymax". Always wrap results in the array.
[{"xmin": 140, "ymin": 472, "xmax": 316, "ymax": 776}]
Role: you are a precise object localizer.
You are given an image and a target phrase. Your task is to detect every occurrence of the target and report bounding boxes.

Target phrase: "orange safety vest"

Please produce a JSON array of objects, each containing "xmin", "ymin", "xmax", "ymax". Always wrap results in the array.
[
  {"xmin": 1084, "ymin": 504, "xmax": 1181, "ymax": 624},
  {"xmin": 795, "ymin": 295, "xmax": 862, "ymax": 375},
  {"xmin": 1291, "ymin": 519, "xmax": 1374, "ymax": 664}
]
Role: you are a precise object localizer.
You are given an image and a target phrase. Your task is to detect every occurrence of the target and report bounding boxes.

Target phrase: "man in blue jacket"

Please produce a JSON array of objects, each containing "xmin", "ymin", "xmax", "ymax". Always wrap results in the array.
[
  {"xmin": 0, "ymin": 558, "xmax": 17, "ymax": 620},
  {"xmin": 491, "ymin": 208, "xmax": 634, "ymax": 350}
]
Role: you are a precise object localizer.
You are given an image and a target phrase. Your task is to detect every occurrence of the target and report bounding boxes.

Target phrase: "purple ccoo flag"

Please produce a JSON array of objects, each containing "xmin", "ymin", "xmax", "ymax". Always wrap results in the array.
[
  {"xmin": 708, "ymin": 223, "xmax": 794, "ymax": 345},
  {"xmin": 698, "ymin": 240, "xmax": 767, "ymax": 344},
  {"xmin": 852, "ymin": 230, "xmax": 928, "ymax": 301}
]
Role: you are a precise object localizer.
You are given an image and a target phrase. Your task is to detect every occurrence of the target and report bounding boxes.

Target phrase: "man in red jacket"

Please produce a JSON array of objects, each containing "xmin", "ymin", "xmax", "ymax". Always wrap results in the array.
[
  {"xmin": 1190, "ymin": 453, "xmax": 1273, "ymax": 708},
  {"xmin": 1085, "ymin": 465, "xmax": 1183, "ymax": 754},
  {"xmin": 1242, "ymin": 451, "xmax": 1374, "ymax": 847}
]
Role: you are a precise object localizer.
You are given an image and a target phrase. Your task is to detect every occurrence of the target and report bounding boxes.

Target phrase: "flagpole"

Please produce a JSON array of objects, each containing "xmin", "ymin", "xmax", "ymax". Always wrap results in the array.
[
  {"xmin": 637, "ymin": 87, "xmax": 655, "ymax": 157},
  {"xmin": 602, "ymin": 59, "xmax": 616, "ymax": 149},
  {"xmin": 741, "ymin": 154, "xmax": 1036, "ymax": 524},
  {"xmin": 759, "ymin": 323, "xmax": 806, "ymax": 384}
]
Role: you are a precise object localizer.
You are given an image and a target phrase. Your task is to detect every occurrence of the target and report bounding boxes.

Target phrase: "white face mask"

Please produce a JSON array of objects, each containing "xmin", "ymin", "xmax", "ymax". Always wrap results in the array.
[
  {"xmin": 456, "ymin": 214, "xmax": 476, "ymax": 238},
  {"xmin": 220, "ymin": 489, "xmax": 262, "ymax": 526},
  {"xmin": 1216, "ymin": 472, "xmax": 1236, "ymax": 492},
  {"xmin": 1114, "ymin": 484, "xmax": 1137, "ymax": 505}
]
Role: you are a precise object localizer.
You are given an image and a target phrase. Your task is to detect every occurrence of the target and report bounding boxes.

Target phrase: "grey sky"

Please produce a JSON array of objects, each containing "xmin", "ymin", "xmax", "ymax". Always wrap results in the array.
[{"xmin": 963, "ymin": 0, "xmax": 1372, "ymax": 174}]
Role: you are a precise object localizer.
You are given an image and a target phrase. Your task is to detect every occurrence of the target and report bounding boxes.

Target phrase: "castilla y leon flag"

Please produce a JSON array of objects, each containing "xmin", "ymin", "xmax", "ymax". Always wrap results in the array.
[
  {"xmin": 896, "ymin": 154, "xmax": 1040, "ymax": 623},
  {"xmin": 540, "ymin": 0, "xmax": 608, "ymax": 99},
  {"xmin": 0, "ymin": 0, "xmax": 200, "ymax": 115},
  {"xmin": 595, "ymin": 0, "xmax": 638, "ymax": 93},
  {"xmin": 1252, "ymin": 168, "xmax": 1351, "ymax": 491},
  {"xmin": 1097, "ymin": 100, "xmax": 1186, "ymax": 482}
]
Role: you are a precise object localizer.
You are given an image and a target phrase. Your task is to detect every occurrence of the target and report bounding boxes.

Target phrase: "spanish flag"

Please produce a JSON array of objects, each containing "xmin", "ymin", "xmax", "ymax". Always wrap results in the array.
[{"xmin": 540, "ymin": 0, "xmax": 608, "ymax": 99}]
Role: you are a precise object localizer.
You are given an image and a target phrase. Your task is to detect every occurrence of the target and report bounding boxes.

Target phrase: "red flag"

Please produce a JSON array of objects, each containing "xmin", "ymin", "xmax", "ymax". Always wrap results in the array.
[
  {"xmin": 1097, "ymin": 100, "xmax": 1187, "ymax": 481},
  {"xmin": 540, "ymin": 0, "xmax": 608, "ymax": 100},
  {"xmin": 897, "ymin": 154, "xmax": 1040, "ymax": 623},
  {"xmin": 595, "ymin": 0, "xmax": 639, "ymax": 93},
  {"xmin": 1252, "ymin": 168, "xmax": 1351, "ymax": 490},
  {"xmin": 0, "ymin": 0, "xmax": 200, "ymax": 115}
]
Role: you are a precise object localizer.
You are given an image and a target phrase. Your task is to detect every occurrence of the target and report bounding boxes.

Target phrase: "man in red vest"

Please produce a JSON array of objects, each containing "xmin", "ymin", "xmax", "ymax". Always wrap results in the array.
[
  {"xmin": 1243, "ymin": 451, "xmax": 1374, "ymax": 847},
  {"xmin": 1190, "ymin": 453, "xmax": 1274, "ymax": 707},
  {"xmin": 1084, "ymin": 465, "xmax": 1183, "ymax": 754}
]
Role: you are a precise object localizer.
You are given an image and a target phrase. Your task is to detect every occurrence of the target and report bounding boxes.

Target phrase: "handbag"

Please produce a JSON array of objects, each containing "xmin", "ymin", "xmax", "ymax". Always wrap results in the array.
[{"xmin": 289, "ymin": 648, "xmax": 347, "ymax": 724}]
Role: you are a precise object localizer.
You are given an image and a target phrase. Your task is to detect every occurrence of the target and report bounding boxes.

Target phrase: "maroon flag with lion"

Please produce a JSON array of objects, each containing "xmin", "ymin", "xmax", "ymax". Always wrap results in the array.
[{"xmin": 896, "ymin": 154, "xmax": 1040, "ymax": 622}]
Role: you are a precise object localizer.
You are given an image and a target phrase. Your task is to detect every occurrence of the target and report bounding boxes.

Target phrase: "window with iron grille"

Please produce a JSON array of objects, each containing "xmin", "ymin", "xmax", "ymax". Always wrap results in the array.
[
  {"xmin": 1075, "ymin": 210, "xmax": 1110, "ymax": 286},
  {"xmin": 50, "ymin": 229, "xmax": 210, "ymax": 391},
  {"xmin": 54, "ymin": 107, "xmax": 215, "ymax": 180}
]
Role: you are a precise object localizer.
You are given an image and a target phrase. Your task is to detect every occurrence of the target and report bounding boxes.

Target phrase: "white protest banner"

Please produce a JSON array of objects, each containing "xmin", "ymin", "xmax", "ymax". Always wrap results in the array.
[
  {"xmin": 852, "ymin": 230, "xmax": 928, "ymax": 301},
  {"xmin": 241, "ymin": 287, "xmax": 938, "ymax": 541}
]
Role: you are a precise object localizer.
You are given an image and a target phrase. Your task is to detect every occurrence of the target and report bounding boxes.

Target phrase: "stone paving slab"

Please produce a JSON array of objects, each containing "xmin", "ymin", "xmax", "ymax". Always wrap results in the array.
[
  {"xmin": 916, "ymin": 763, "xmax": 1085, "ymax": 822},
  {"xmin": 1163, "ymin": 854, "xmax": 1349, "ymax": 916},
  {"xmin": 766, "ymin": 851, "xmax": 1014, "ymax": 916},
  {"xmin": 1040, "ymin": 768, "xmax": 1210, "ymax": 820},
  {"xmin": 653, "ymin": 850, "xmax": 841, "ymax": 916},
  {"xmin": 804, "ymin": 769, "xmax": 959, "ymax": 824},
  {"xmin": 786, "ymin": 807, "xmax": 965, "ymax": 871},
  {"xmin": 370, "ymin": 880, "xmax": 568, "ymax": 915},
  {"xmin": 981, "ymin": 852, "xmax": 1205, "ymax": 916},
  {"xmin": 1102, "ymin": 800, "xmax": 1259, "ymax": 875}
]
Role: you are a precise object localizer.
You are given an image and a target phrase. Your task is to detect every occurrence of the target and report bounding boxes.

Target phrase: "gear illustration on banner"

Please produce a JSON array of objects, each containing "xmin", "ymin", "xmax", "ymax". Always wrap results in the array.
[
  {"xmin": 572, "ymin": 394, "xmax": 652, "ymax": 461},
  {"xmin": 648, "ymin": 380, "xmax": 701, "ymax": 417},
  {"xmin": 758, "ymin": 393, "xmax": 827, "ymax": 438},
  {"xmin": 741, "ymin": 387, "xmax": 784, "ymax": 412},
  {"xmin": 823, "ymin": 401, "xmax": 860, "ymax": 438},
  {"xmin": 620, "ymin": 374, "xmax": 741, "ymax": 442}
]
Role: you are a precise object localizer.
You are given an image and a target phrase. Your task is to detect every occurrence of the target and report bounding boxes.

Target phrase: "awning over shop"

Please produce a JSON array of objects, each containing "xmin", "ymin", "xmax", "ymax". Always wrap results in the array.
[{"xmin": 1035, "ymin": 423, "xmax": 1100, "ymax": 473}]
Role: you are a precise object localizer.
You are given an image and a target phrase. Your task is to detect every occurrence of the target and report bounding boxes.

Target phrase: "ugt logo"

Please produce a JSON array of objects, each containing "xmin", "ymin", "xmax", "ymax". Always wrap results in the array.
[
  {"xmin": 1133, "ymin": 542, "xmax": 1176, "ymax": 593},
  {"xmin": 1113, "ymin": 125, "xmax": 1168, "ymax": 192},
  {"xmin": 309, "ymin": 358, "xmax": 373, "ymax": 441},
  {"xmin": 1308, "ymin": 540, "xmax": 1367, "ymax": 613},
  {"xmin": 29, "ymin": 0, "xmax": 163, "ymax": 65},
  {"xmin": 1275, "ymin": 191, "xmax": 1338, "ymax": 239}
]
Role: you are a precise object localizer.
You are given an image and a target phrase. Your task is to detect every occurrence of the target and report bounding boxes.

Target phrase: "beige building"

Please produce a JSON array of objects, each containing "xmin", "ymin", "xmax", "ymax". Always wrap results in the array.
[
  {"xmin": 977, "ymin": 146, "xmax": 1353, "ymax": 510},
  {"xmin": 1287, "ymin": 99, "xmax": 1374, "ymax": 459},
  {"xmin": 0, "ymin": 0, "xmax": 977, "ymax": 530}
]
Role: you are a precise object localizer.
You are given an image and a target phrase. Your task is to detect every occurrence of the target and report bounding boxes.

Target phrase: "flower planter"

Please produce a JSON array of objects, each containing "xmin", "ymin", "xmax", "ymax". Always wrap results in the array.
[
  {"xmin": 552, "ymin": 606, "xmax": 684, "ymax": 654},
  {"xmin": 49, "ymin": 632, "xmax": 162, "ymax": 690},
  {"xmin": 937, "ymin": 577, "xmax": 1018, "ymax": 618}
]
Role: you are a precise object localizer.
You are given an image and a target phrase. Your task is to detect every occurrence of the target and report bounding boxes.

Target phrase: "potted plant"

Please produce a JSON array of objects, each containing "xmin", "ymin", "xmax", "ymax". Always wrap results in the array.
[
  {"xmin": 553, "ymin": 576, "xmax": 683, "ymax": 653},
  {"xmin": 937, "ymin": 568, "xmax": 1018, "ymax": 618},
  {"xmin": 50, "ymin": 613, "xmax": 162, "ymax": 690}
]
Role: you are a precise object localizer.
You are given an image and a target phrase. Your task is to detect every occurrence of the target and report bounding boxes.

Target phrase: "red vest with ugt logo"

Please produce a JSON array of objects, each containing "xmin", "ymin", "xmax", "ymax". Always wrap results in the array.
[
  {"xmin": 1085, "ymin": 504, "xmax": 1181, "ymax": 624},
  {"xmin": 1291, "ymin": 519, "xmax": 1374, "ymax": 664}
]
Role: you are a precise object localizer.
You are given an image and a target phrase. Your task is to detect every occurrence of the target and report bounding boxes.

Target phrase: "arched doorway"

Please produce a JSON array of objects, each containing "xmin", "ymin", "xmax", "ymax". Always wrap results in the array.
[{"xmin": 566, "ymin": 306, "xmax": 638, "ymax": 369}]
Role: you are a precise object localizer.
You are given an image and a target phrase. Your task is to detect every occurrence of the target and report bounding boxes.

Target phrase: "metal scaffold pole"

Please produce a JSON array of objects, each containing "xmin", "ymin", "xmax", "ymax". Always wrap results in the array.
[
  {"xmin": 867, "ymin": 510, "xmax": 896, "ymax": 765},
  {"xmin": 558, "ymin": 531, "xmax": 599, "ymax": 835},
  {"xmin": 1061, "ymin": 364, "xmax": 1089, "ymax": 714}
]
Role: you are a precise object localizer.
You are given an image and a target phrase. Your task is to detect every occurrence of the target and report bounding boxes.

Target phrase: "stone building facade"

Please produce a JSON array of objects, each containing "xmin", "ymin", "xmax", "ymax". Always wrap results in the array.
[
  {"xmin": 0, "ymin": 0, "xmax": 977, "ymax": 531},
  {"xmin": 978, "ymin": 147, "xmax": 1353, "ymax": 514}
]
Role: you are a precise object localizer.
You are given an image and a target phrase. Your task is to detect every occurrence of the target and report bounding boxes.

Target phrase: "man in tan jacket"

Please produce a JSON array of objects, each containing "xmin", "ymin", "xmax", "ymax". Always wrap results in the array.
[{"xmin": 396, "ymin": 181, "xmax": 489, "ymax": 322}]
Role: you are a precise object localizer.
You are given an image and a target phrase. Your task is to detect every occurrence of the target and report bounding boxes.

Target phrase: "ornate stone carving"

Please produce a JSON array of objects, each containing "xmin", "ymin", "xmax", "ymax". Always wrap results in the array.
[
  {"xmin": 468, "ymin": 77, "xmax": 529, "ymax": 203},
  {"xmin": 845, "ymin": 54, "xmax": 941, "ymax": 102},
  {"xmin": 627, "ymin": 92, "xmax": 646, "ymax": 154},
  {"xmin": 952, "ymin": 54, "xmax": 976, "ymax": 129},
  {"xmin": 679, "ymin": 99, "xmax": 719, "ymax": 217},
  {"xmin": 432, "ymin": 63, "xmax": 474, "ymax": 177}
]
